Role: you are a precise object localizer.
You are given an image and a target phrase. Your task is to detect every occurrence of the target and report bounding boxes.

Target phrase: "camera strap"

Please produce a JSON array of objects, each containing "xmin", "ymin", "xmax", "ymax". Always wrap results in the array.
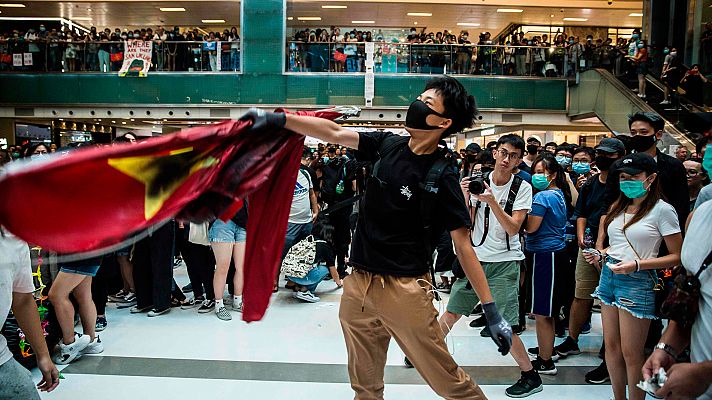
[
  {"xmin": 692, "ymin": 248, "xmax": 712, "ymax": 281},
  {"xmin": 469, "ymin": 173, "xmax": 522, "ymax": 251}
]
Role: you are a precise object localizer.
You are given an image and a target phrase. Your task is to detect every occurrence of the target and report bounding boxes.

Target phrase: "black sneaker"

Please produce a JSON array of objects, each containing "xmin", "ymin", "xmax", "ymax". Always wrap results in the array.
[
  {"xmin": 197, "ymin": 299, "xmax": 215, "ymax": 314},
  {"xmin": 584, "ymin": 361, "xmax": 610, "ymax": 384},
  {"xmin": 480, "ymin": 326, "xmax": 491, "ymax": 337},
  {"xmin": 95, "ymin": 316, "xmax": 107, "ymax": 332},
  {"xmin": 580, "ymin": 321, "xmax": 591, "ymax": 335},
  {"xmin": 531, "ymin": 356, "xmax": 557, "ymax": 375},
  {"xmin": 181, "ymin": 283, "xmax": 193, "ymax": 293},
  {"xmin": 471, "ymin": 303, "xmax": 483, "ymax": 316},
  {"xmin": 404, "ymin": 356, "xmax": 414, "ymax": 368},
  {"xmin": 469, "ymin": 315, "xmax": 487, "ymax": 328},
  {"xmin": 512, "ymin": 325, "xmax": 525, "ymax": 335},
  {"xmin": 527, "ymin": 347, "xmax": 559, "ymax": 361},
  {"xmin": 505, "ymin": 372, "xmax": 543, "ymax": 398},
  {"xmin": 554, "ymin": 337, "xmax": 581, "ymax": 358}
]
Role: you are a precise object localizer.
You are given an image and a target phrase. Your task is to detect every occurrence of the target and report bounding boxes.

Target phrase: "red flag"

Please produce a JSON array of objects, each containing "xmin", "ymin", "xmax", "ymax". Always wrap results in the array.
[{"xmin": 0, "ymin": 108, "xmax": 356, "ymax": 321}]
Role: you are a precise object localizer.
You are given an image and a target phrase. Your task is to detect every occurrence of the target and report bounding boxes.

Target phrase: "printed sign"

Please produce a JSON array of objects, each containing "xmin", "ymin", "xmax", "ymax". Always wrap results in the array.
[
  {"xmin": 23, "ymin": 53, "xmax": 33, "ymax": 66},
  {"xmin": 13, "ymin": 54, "xmax": 22, "ymax": 67},
  {"xmin": 118, "ymin": 40, "xmax": 153, "ymax": 77}
]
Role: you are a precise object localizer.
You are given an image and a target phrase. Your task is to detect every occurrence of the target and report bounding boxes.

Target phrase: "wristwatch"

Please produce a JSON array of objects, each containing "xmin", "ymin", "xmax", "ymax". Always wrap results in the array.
[{"xmin": 655, "ymin": 343, "xmax": 677, "ymax": 358}]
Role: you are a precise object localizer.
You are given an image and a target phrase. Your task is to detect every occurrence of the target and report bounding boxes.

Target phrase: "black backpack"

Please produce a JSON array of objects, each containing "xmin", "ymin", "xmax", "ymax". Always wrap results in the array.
[
  {"xmin": 369, "ymin": 135, "xmax": 457, "ymax": 296},
  {"xmin": 320, "ymin": 158, "xmax": 355, "ymax": 205}
]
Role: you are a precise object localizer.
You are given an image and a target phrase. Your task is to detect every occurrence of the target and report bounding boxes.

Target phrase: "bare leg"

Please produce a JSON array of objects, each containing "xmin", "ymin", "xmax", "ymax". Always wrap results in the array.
[
  {"xmin": 73, "ymin": 277, "xmax": 97, "ymax": 341},
  {"xmin": 535, "ymin": 315, "xmax": 555, "ymax": 360},
  {"xmin": 619, "ymin": 310, "xmax": 652, "ymax": 400},
  {"xmin": 511, "ymin": 335, "xmax": 534, "ymax": 371},
  {"xmin": 438, "ymin": 311, "xmax": 462, "ymax": 336},
  {"xmin": 602, "ymin": 304, "xmax": 627, "ymax": 400},
  {"xmin": 117, "ymin": 255, "xmax": 134, "ymax": 292},
  {"xmin": 48, "ymin": 272, "xmax": 86, "ymax": 345},
  {"xmin": 569, "ymin": 298, "xmax": 593, "ymax": 340},
  {"xmin": 211, "ymin": 242, "xmax": 234, "ymax": 301},
  {"xmin": 232, "ymin": 242, "xmax": 246, "ymax": 297}
]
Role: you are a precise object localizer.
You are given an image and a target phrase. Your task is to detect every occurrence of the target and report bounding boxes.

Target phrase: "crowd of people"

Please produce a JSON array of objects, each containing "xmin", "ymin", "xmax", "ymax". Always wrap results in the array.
[
  {"xmin": 289, "ymin": 26, "xmax": 647, "ymax": 78},
  {"xmin": 0, "ymin": 24, "xmax": 241, "ymax": 72},
  {"xmin": 2, "ymin": 76, "xmax": 712, "ymax": 400}
]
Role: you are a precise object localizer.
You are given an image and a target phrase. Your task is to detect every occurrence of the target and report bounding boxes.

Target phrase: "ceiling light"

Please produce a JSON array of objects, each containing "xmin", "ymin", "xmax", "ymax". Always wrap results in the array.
[
  {"xmin": 457, "ymin": 23, "xmax": 480, "ymax": 27},
  {"xmin": 497, "ymin": 9, "xmax": 523, "ymax": 13},
  {"xmin": 121, "ymin": 122, "xmax": 127, "ymax": 125},
  {"xmin": 550, "ymin": 14, "xmax": 555, "ymax": 18},
  {"xmin": 297, "ymin": 16, "xmax": 321, "ymax": 21},
  {"xmin": 563, "ymin": 17, "xmax": 588, "ymax": 21},
  {"xmin": 629, "ymin": 13, "xmax": 643, "ymax": 17},
  {"xmin": 414, "ymin": 21, "xmax": 418, "ymax": 25},
  {"xmin": 321, "ymin": 5, "xmax": 347, "ymax": 9},
  {"xmin": 111, "ymin": 120, "xmax": 116, "ymax": 123},
  {"xmin": 407, "ymin": 12, "xmax": 432, "ymax": 17},
  {"xmin": 160, "ymin": 7, "xmax": 186, "ymax": 12},
  {"xmin": 352, "ymin": 20, "xmax": 375, "ymax": 24},
  {"xmin": 0, "ymin": 4, "xmax": 26, "ymax": 7},
  {"xmin": 287, "ymin": 16, "xmax": 293, "ymax": 20},
  {"xmin": 202, "ymin": 19, "xmax": 226, "ymax": 23}
]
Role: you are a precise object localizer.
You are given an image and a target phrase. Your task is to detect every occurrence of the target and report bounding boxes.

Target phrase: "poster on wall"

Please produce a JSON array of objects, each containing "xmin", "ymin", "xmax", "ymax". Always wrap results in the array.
[
  {"xmin": 23, "ymin": 53, "xmax": 33, "ymax": 66},
  {"xmin": 118, "ymin": 40, "xmax": 152, "ymax": 77},
  {"xmin": 12, "ymin": 54, "xmax": 22, "ymax": 67}
]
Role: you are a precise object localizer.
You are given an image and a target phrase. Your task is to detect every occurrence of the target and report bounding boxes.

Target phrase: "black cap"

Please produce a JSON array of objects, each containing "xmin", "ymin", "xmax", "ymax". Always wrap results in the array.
[
  {"xmin": 465, "ymin": 143, "xmax": 482, "ymax": 153},
  {"xmin": 595, "ymin": 138, "xmax": 626, "ymax": 155},
  {"xmin": 616, "ymin": 152, "xmax": 658, "ymax": 175}
]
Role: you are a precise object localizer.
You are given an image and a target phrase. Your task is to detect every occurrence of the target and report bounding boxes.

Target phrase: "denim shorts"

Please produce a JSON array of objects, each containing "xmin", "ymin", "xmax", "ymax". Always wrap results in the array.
[
  {"xmin": 115, "ymin": 245, "xmax": 132, "ymax": 257},
  {"xmin": 59, "ymin": 263, "xmax": 100, "ymax": 277},
  {"xmin": 592, "ymin": 256, "xmax": 658, "ymax": 320},
  {"xmin": 209, "ymin": 219, "xmax": 247, "ymax": 243}
]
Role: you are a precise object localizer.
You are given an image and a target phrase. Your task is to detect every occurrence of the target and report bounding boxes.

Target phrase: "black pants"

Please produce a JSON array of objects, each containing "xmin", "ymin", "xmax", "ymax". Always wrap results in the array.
[
  {"xmin": 91, "ymin": 256, "xmax": 122, "ymax": 315},
  {"xmin": 133, "ymin": 222, "xmax": 176, "ymax": 311},
  {"xmin": 329, "ymin": 209, "xmax": 351, "ymax": 275},
  {"xmin": 177, "ymin": 226, "xmax": 215, "ymax": 300}
]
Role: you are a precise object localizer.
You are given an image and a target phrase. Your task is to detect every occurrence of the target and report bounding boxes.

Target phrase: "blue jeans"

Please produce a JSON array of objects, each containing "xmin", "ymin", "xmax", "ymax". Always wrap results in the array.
[
  {"xmin": 209, "ymin": 219, "xmax": 247, "ymax": 243},
  {"xmin": 287, "ymin": 265, "xmax": 329, "ymax": 293},
  {"xmin": 593, "ymin": 256, "xmax": 658, "ymax": 320},
  {"xmin": 282, "ymin": 222, "xmax": 312, "ymax": 257}
]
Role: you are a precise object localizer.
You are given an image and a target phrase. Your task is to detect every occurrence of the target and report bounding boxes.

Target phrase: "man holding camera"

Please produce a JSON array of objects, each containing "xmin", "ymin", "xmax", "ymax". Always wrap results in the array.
[{"xmin": 439, "ymin": 134, "xmax": 540, "ymax": 398}]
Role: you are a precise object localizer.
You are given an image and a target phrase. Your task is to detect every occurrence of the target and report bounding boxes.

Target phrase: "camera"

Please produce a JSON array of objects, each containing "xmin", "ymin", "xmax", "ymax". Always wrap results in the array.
[
  {"xmin": 608, "ymin": 0, "xmax": 613, "ymax": 4},
  {"xmin": 468, "ymin": 173, "xmax": 486, "ymax": 194}
]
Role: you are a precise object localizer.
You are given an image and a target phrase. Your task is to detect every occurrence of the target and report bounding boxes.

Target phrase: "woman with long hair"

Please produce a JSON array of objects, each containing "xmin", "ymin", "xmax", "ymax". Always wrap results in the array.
[
  {"xmin": 585, "ymin": 153, "xmax": 682, "ymax": 400},
  {"xmin": 525, "ymin": 154, "xmax": 571, "ymax": 375}
]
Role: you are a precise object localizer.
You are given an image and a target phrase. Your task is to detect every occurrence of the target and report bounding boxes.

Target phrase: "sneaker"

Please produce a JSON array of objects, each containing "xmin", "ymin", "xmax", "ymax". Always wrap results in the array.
[
  {"xmin": 338, "ymin": 271, "xmax": 349, "ymax": 280},
  {"xmin": 469, "ymin": 315, "xmax": 487, "ymax": 328},
  {"xmin": 116, "ymin": 292, "xmax": 137, "ymax": 309},
  {"xmin": 180, "ymin": 297, "xmax": 200, "ymax": 310},
  {"xmin": 471, "ymin": 303, "xmax": 483, "ymax": 316},
  {"xmin": 512, "ymin": 325, "xmax": 525, "ymax": 335},
  {"xmin": 108, "ymin": 289, "xmax": 127, "ymax": 303},
  {"xmin": 404, "ymin": 356, "xmax": 414, "ymax": 368},
  {"xmin": 82, "ymin": 336, "xmax": 104, "ymax": 355},
  {"xmin": 198, "ymin": 299, "xmax": 215, "ymax": 313},
  {"xmin": 147, "ymin": 307, "xmax": 170, "ymax": 317},
  {"xmin": 660, "ymin": 100, "xmax": 670, "ymax": 105},
  {"xmin": 581, "ymin": 321, "xmax": 591, "ymax": 335},
  {"xmin": 585, "ymin": 361, "xmax": 610, "ymax": 384},
  {"xmin": 480, "ymin": 326, "xmax": 491, "ymax": 338},
  {"xmin": 232, "ymin": 301, "xmax": 244, "ymax": 312},
  {"xmin": 436, "ymin": 282, "xmax": 451, "ymax": 294},
  {"xmin": 527, "ymin": 347, "xmax": 560, "ymax": 361},
  {"xmin": 116, "ymin": 298, "xmax": 137, "ymax": 309},
  {"xmin": 294, "ymin": 291, "xmax": 320, "ymax": 303},
  {"xmin": 531, "ymin": 356, "xmax": 558, "ymax": 375},
  {"xmin": 53, "ymin": 333, "xmax": 90, "ymax": 365},
  {"xmin": 505, "ymin": 372, "xmax": 543, "ymax": 398},
  {"xmin": 95, "ymin": 316, "xmax": 107, "ymax": 332},
  {"xmin": 216, "ymin": 306, "xmax": 232, "ymax": 321},
  {"xmin": 554, "ymin": 337, "xmax": 581, "ymax": 358},
  {"xmin": 129, "ymin": 304, "xmax": 153, "ymax": 314},
  {"xmin": 181, "ymin": 283, "xmax": 193, "ymax": 293}
]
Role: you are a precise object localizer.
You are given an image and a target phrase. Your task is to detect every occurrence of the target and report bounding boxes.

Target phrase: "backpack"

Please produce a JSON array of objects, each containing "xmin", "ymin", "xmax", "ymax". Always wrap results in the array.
[
  {"xmin": 280, "ymin": 235, "xmax": 326, "ymax": 278},
  {"xmin": 320, "ymin": 158, "xmax": 354, "ymax": 205},
  {"xmin": 369, "ymin": 136, "xmax": 456, "ymax": 297}
]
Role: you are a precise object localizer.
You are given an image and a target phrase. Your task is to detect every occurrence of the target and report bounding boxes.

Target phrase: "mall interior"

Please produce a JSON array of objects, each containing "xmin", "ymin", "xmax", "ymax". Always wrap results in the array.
[{"xmin": 1, "ymin": 0, "xmax": 712, "ymax": 399}]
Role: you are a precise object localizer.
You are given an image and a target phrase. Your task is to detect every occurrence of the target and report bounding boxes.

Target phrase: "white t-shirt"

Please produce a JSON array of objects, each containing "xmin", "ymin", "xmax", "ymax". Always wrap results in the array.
[
  {"xmin": 289, "ymin": 168, "xmax": 313, "ymax": 224},
  {"xmin": 606, "ymin": 200, "xmax": 680, "ymax": 263},
  {"xmin": 0, "ymin": 231, "xmax": 35, "ymax": 366},
  {"xmin": 681, "ymin": 200, "xmax": 712, "ymax": 400},
  {"xmin": 469, "ymin": 174, "xmax": 533, "ymax": 262}
]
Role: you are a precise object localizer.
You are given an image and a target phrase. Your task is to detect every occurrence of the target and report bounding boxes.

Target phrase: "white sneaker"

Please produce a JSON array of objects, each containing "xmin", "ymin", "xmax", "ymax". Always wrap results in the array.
[
  {"xmin": 232, "ymin": 302, "xmax": 243, "ymax": 313},
  {"xmin": 294, "ymin": 291, "xmax": 320, "ymax": 303},
  {"xmin": 660, "ymin": 100, "xmax": 670, "ymax": 105},
  {"xmin": 53, "ymin": 333, "xmax": 91, "ymax": 365},
  {"xmin": 82, "ymin": 336, "xmax": 104, "ymax": 355}
]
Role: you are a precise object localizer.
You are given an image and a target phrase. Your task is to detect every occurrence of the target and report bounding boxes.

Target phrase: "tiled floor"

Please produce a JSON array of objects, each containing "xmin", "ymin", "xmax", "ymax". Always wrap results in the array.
[{"xmin": 32, "ymin": 266, "xmax": 620, "ymax": 399}]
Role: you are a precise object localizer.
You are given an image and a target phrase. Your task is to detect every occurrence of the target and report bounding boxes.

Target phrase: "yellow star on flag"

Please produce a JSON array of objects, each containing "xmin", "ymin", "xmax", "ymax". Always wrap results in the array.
[{"xmin": 108, "ymin": 147, "xmax": 218, "ymax": 220}]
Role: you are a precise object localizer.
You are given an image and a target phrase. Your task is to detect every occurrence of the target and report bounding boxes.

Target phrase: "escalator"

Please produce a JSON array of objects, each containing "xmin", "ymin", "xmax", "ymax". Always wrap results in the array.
[{"xmin": 569, "ymin": 68, "xmax": 698, "ymax": 151}]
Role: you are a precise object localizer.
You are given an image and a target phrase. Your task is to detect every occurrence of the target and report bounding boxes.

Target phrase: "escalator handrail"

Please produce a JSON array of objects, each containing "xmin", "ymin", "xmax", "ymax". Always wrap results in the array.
[{"xmin": 645, "ymin": 74, "xmax": 706, "ymax": 114}]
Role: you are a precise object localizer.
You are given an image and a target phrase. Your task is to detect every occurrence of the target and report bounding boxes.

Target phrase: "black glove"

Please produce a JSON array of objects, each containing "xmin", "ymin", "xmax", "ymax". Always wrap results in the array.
[
  {"xmin": 483, "ymin": 301, "xmax": 513, "ymax": 356},
  {"xmin": 239, "ymin": 108, "xmax": 287, "ymax": 134}
]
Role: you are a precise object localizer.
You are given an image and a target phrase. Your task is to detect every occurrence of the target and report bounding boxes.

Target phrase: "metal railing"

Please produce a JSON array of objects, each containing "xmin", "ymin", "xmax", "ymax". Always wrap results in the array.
[
  {"xmin": 0, "ymin": 39, "xmax": 241, "ymax": 73},
  {"xmin": 286, "ymin": 41, "xmax": 627, "ymax": 76}
]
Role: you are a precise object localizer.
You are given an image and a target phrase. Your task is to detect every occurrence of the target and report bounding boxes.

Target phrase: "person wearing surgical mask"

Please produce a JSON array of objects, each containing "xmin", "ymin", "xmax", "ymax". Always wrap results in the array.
[
  {"xmin": 555, "ymin": 145, "xmax": 580, "ymax": 206},
  {"xmin": 627, "ymin": 40, "xmax": 649, "ymax": 98},
  {"xmin": 684, "ymin": 159, "xmax": 709, "ymax": 211},
  {"xmin": 584, "ymin": 152, "xmax": 682, "ymax": 400},
  {"xmin": 660, "ymin": 47, "xmax": 681, "ymax": 105},
  {"xmin": 27, "ymin": 143, "xmax": 49, "ymax": 159},
  {"xmin": 572, "ymin": 147, "xmax": 595, "ymax": 190}
]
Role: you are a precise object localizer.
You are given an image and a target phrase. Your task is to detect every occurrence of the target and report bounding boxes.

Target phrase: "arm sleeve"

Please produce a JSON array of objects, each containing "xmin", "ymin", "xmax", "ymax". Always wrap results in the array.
[
  {"xmin": 13, "ymin": 265, "xmax": 35, "ymax": 294},
  {"xmin": 437, "ymin": 169, "xmax": 472, "ymax": 231},
  {"xmin": 657, "ymin": 202, "xmax": 682, "ymax": 237},
  {"xmin": 512, "ymin": 181, "xmax": 533, "ymax": 212},
  {"xmin": 355, "ymin": 131, "xmax": 392, "ymax": 162},
  {"xmin": 530, "ymin": 192, "xmax": 549, "ymax": 217},
  {"xmin": 574, "ymin": 182, "xmax": 589, "ymax": 219},
  {"xmin": 695, "ymin": 184, "xmax": 712, "ymax": 209}
]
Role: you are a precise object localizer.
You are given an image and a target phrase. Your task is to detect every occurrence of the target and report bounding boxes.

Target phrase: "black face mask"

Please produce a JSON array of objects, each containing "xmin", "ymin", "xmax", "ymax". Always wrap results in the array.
[
  {"xmin": 466, "ymin": 154, "xmax": 477, "ymax": 163},
  {"xmin": 595, "ymin": 155, "xmax": 616, "ymax": 171},
  {"xmin": 629, "ymin": 134, "xmax": 657, "ymax": 153},
  {"xmin": 527, "ymin": 144, "xmax": 539, "ymax": 155},
  {"xmin": 405, "ymin": 100, "xmax": 447, "ymax": 131}
]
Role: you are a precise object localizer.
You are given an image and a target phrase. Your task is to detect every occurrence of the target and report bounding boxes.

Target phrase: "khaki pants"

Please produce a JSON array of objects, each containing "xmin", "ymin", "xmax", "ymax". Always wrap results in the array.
[{"xmin": 339, "ymin": 269, "xmax": 487, "ymax": 400}]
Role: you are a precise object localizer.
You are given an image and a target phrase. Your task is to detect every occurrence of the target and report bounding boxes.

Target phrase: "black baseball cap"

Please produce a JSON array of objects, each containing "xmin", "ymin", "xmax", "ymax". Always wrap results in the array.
[
  {"xmin": 465, "ymin": 143, "xmax": 482, "ymax": 153},
  {"xmin": 616, "ymin": 152, "xmax": 658, "ymax": 175},
  {"xmin": 595, "ymin": 138, "xmax": 626, "ymax": 155}
]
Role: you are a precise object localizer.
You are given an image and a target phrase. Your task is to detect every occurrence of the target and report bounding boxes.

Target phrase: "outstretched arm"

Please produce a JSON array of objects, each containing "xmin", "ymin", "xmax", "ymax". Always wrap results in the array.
[{"xmin": 285, "ymin": 114, "xmax": 360, "ymax": 149}]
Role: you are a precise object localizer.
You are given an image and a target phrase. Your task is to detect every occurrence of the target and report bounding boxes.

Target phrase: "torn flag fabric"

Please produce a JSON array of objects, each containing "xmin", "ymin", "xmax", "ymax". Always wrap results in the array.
[{"xmin": 0, "ymin": 108, "xmax": 353, "ymax": 321}]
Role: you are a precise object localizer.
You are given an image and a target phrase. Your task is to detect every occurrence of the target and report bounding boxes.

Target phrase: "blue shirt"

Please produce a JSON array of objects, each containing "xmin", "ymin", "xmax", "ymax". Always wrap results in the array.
[
  {"xmin": 526, "ymin": 188, "xmax": 567, "ymax": 253},
  {"xmin": 515, "ymin": 169, "xmax": 532, "ymax": 184}
]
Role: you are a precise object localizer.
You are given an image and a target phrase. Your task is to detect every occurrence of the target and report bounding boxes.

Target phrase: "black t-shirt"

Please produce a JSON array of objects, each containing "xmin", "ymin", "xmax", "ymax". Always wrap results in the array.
[
  {"xmin": 314, "ymin": 241, "xmax": 336, "ymax": 267},
  {"xmin": 574, "ymin": 175, "xmax": 608, "ymax": 237},
  {"xmin": 231, "ymin": 203, "xmax": 248, "ymax": 228},
  {"xmin": 349, "ymin": 132, "xmax": 470, "ymax": 277}
]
